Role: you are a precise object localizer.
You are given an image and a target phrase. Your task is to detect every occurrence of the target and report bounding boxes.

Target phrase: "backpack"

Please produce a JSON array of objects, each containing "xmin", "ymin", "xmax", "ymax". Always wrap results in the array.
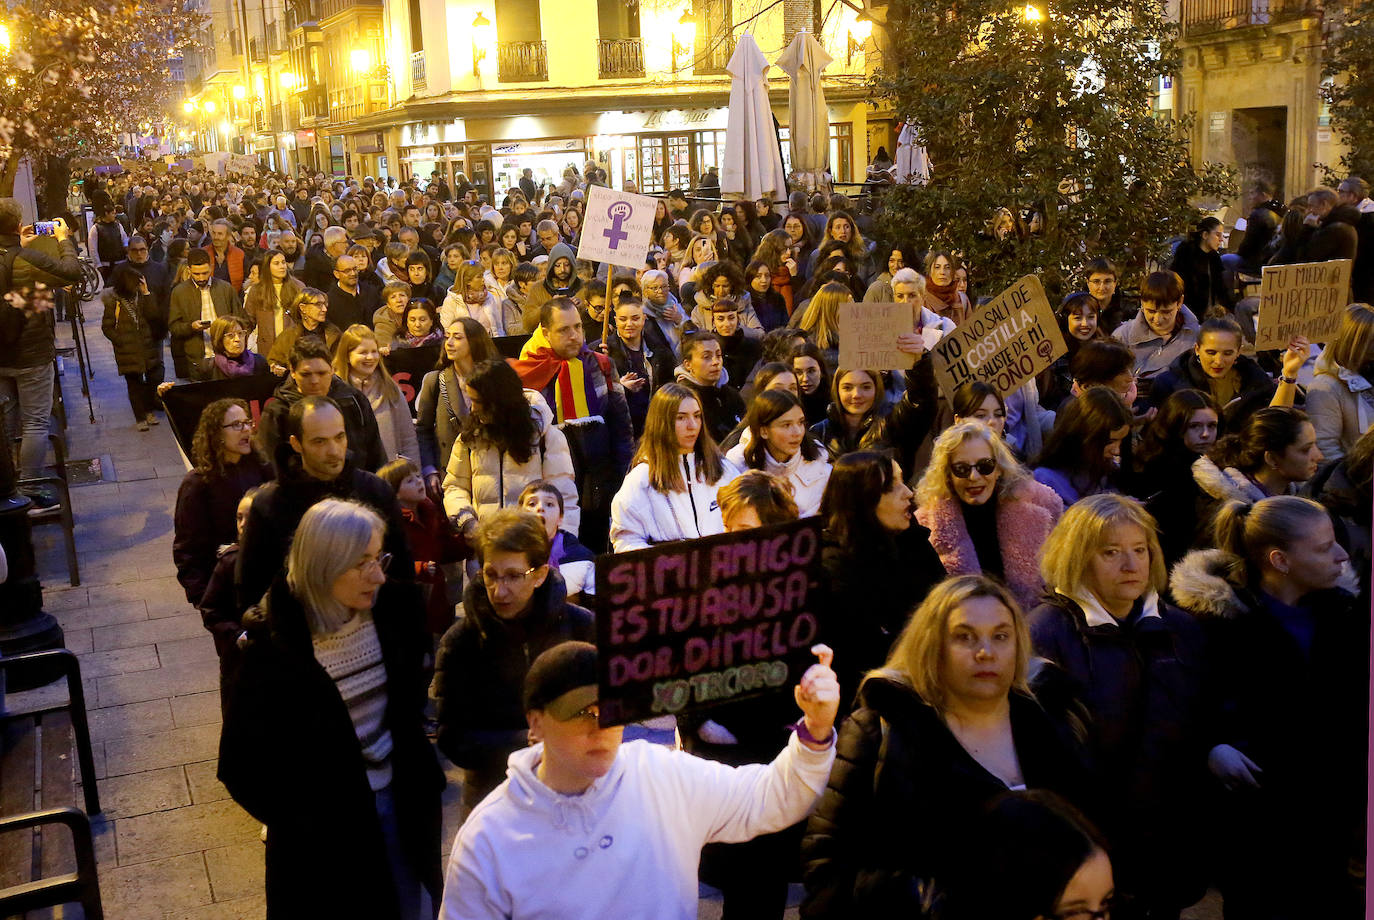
[{"xmin": 95, "ymin": 221, "xmax": 125, "ymax": 265}]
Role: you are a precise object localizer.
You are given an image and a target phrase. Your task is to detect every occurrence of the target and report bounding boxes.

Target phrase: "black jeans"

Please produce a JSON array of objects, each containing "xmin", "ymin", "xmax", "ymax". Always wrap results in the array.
[{"xmin": 123, "ymin": 362, "xmax": 163, "ymax": 421}]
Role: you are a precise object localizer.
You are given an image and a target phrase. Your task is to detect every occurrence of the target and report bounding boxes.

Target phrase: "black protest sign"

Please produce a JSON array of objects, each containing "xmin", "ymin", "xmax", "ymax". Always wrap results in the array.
[
  {"xmin": 930, "ymin": 274, "xmax": 1066, "ymax": 399},
  {"xmin": 161, "ymin": 375, "xmax": 278, "ymax": 458},
  {"xmin": 494, "ymin": 333, "xmax": 532, "ymax": 360},
  {"xmin": 594, "ymin": 518, "xmax": 824, "ymax": 727},
  {"xmin": 382, "ymin": 344, "xmax": 440, "ymax": 416}
]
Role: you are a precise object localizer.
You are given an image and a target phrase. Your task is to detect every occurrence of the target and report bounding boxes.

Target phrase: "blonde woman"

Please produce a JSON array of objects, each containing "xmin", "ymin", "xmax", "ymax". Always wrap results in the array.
[
  {"xmin": 914, "ymin": 420, "xmax": 1063, "ymax": 611},
  {"xmin": 609, "ymin": 382, "xmax": 740, "ymax": 551},
  {"xmin": 334, "ymin": 325, "xmax": 421, "ymax": 464},
  {"xmin": 792, "ymin": 281, "xmax": 850, "ymax": 367},
  {"xmin": 1306, "ymin": 302, "xmax": 1374, "ymax": 461},
  {"xmin": 801, "ymin": 574, "xmax": 1089, "ymax": 916},
  {"xmin": 1027, "ymin": 493, "xmax": 1207, "ymax": 918},
  {"xmin": 484, "ymin": 246, "xmax": 518, "ymax": 304},
  {"xmin": 441, "ymin": 260, "xmax": 511, "ymax": 337}
]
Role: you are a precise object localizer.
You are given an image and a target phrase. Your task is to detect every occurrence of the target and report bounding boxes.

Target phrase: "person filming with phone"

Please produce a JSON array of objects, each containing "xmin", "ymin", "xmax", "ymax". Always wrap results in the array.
[{"xmin": 0, "ymin": 200, "xmax": 85, "ymax": 511}]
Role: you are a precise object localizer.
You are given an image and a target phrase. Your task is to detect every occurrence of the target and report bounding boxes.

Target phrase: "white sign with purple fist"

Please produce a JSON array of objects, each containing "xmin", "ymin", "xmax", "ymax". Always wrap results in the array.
[{"xmin": 577, "ymin": 185, "xmax": 658, "ymax": 270}]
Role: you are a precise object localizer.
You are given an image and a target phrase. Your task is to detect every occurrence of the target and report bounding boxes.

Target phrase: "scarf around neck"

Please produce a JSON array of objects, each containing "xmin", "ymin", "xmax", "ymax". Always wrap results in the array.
[{"xmin": 214, "ymin": 349, "xmax": 256, "ymax": 377}]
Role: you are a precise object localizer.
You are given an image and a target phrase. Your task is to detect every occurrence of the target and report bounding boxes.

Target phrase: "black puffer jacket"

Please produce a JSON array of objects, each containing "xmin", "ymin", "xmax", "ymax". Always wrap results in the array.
[
  {"xmin": 1169, "ymin": 239, "xmax": 1234, "ymax": 316},
  {"xmin": 172, "ymin": 458, "xmax": 274, "ymax": 605},
  {"xmin": 800, "ymin": 677, "xmax": 1089, "ymax": 919},
  {"xmin": 100, "ymin": 291, "xmax": 161, "ymax": 375},
  {"xmin": 809, "ymin": 358, "xmax": 939, "ymax": 480},
  {"xmin": 1027, "ymin": 592, "xmax": 1210, "ymax": 910},
  {"xmin": 257, "ymin": 375, "xmax": 387, "ymax": 473},
  {"xmin": 432, "ymin": 570, "xmax": 594, "ymax": 774},
  {"xmin": 1148, "ymin": 350, "xmax": 1275, "ymax": 428},
  {"xmin": 219, "ymin": 576, "xmax": 443, "ymax": 920},
  {"xmin": 1304, "ymin": 458, "xmax": 1372, "ymax": 599}
]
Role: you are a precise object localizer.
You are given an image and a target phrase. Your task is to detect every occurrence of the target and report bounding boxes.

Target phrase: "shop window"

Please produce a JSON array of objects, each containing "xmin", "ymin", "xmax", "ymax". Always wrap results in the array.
[
  {"xmin": 693, "ymin": 130, "xmax": 725, "ymax": 184},
  {"xmin": 830, "ymin": 123, "xmax": 853, "ymax": 183}
]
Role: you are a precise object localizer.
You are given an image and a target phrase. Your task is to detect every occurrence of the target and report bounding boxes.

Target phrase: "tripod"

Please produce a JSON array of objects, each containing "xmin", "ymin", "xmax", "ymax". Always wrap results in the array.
[{"xmin": 62, "ymin": 260, "xmax": 102, "ymax": 425}]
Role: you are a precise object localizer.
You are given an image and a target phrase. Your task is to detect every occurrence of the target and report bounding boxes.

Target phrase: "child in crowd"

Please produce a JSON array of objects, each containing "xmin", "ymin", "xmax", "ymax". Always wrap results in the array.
[
  {"xmin": 197, "ymin": 485, "xmax": 265, "ymax": 715},
  {"xmin": 517, "ymin": 480, "xmax": 596, "ymax": 602},
  {"xmin": 379, "ymin": 458, "xmax": 468, "ymax": 638}
]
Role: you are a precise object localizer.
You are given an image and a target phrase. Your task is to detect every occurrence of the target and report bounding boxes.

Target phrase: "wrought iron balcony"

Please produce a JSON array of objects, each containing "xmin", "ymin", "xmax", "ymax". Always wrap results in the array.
[
  {"xmin": 1181, "ymin": 0, "xmax": 1321, "ymax": 35},
  {"xmin": 598, "ymin": 38, "xmax": 645, "ymax": 78},
  {"xmin": 411, "ymin": 50, "xmax": 426, "ymax": 89},
  {"xmin": 694, "ymin": 34, "xmax": 735, "ymax": 75},
  {"xmin": 497, "ymin": 40, "xmax": 548, "ymax": 82}
]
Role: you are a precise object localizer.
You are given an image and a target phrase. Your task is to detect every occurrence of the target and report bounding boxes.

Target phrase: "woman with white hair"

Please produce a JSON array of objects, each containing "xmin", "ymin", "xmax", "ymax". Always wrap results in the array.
[
  {"xmin": 1027, "ymin": 493, "xmax": 1209, "ymax": 917},
  {"xmin": 219, "ymin": 499, "xmax": 443, "ymax": 920}
]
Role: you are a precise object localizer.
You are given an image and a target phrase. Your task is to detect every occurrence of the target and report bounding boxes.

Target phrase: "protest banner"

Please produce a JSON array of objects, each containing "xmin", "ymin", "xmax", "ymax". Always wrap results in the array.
[
  {"xmin": 161, "ymin": 375, "xmax": 278, "ymax": 459},
  {"xmin": 493, "ymin": 333, "xmax": 532, "ymax": 361},
  {"xmin": 594, "ymin": 518, "xmax": 825, "ymax": 726},
  {"xmin": 929, "ymin": 274, "xmax": 1066, "ymax": 399},
  {"xmin": 577, "ymin": 185, "xmax": 658, "ymax": 270},
  {"xmin": 1255, "ymin": 259, "xmax": 1352, "ymax": 349},
  {"xmin": 838, "ymin": 302, "xmax": 915, "ymax": 371},
  {"xmin": 380, "ymin": 344, "xmax": 440, "ymax": 415}
]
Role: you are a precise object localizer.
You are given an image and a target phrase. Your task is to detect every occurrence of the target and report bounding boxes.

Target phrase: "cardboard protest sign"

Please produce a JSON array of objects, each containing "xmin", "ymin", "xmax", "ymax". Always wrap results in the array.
[
  {"xmin": 930, "ymin": 274, "xmax": 1066, "ymax": 399},
  {"xmin": 1255, "ymin": 259, "xmax": 1352, "ymax": 350},
  {"xmin": 838, "ymin": 302, "xmax": 915, "ymax": 371},
  {"xmin": 577, "ymin": 185, "xmax": 658, "ymax": 270},
  {"xmin": 594, "ymin": 518, "xmax": 825, "ymax": 726}
]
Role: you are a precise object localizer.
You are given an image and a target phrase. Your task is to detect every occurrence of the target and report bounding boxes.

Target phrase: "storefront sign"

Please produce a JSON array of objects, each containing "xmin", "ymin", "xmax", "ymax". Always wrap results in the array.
[
  {"xmin": 593, "ymin": 518, "xmax": 824, "ymax": 726},
  {"xmin": 295, "ymin": 130, "xmax": 316, "ymax": 148},
  {"xmin": 1255, "ymin": 259, "xmax": 1352, "ymax": 349},
  {"xmin": 492, "ymin": 138, "xmax": 581, "ymax": 155},
  {"xmin": 578, "ymin": 185, "xmax": 658, "ymax": 270},
  {"xmin": 930, "ymin": 274, "xmax": 1066, "ymax": 399},
  {"xmin": 838, "ymin": 302, "xmax": 914, "ymax": 371}
]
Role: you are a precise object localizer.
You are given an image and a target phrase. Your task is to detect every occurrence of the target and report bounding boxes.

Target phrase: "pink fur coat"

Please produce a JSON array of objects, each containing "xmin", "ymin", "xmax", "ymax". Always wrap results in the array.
[{"xmin": 915, "ymin": 479, "xmax": 1064, "ymax": 610}]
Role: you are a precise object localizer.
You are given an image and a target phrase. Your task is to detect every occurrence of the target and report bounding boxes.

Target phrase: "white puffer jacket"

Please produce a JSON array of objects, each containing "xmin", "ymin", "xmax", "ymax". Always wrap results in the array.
[
  {"xmin": 609, "ymin": 454, "xmax": 741, "ymax": 552},
  {"xmin": 724, "ymin": 442, "xmax": 831, "ymax": 517},
  {"xmin": 442, "ymin": 389, "xmax": 580, "ymax": 532},
  {"xmin": 440, "ymin": 286, "xmax": 514, "ymax": 338}
]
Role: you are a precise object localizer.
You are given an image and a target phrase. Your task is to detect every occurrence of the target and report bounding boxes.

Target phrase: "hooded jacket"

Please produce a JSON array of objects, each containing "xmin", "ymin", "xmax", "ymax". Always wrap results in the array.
[
  {"xmin": 442, "ymin": 734, "xmax": 836, "ymax": 920},
  {"xmin": 521, "ymin": 242, "xmax": 583, "ymax": 330},
  {"xmin": 609, "ymin": 453, "xmax": 741, "ymax": 552},
  {"xmin": 1112, "ymin": 305, "xmax": 1201, "ymax": 380},
  {"xmin": 440, "ymin": 388, "xmax": 580, "ymax": 533},
  {"xmin": 673, "ymin": 364, "xmax": 747, "ymax": 445},
  {"xmin": 1305, "ymin": 346, "xmax": 1373, "ymax": 462},
  {"xmin": 915, "ymin": 479, "xmax": 1063, "ymax": 612},
  {"xmin": 440, "ymin": 284, "xmax": 519, "ymax": 338},
  {"xmin": 432, "ymin": 570, "xmax": 593, "ymax": 773}
]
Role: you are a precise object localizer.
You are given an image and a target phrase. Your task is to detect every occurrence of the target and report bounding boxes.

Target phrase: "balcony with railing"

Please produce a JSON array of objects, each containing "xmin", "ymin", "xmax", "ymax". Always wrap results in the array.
[
  {"xmin": 498, "ymin": 40, "xmax": 548, "ymax": 82},
  {"xmin": 319, "ymin": 0, "xmax": 379, "ymax": 21},
  {"xmin": 1181, "ymin": 0, "xmax": 1321, "ymax": 34},
  {"xmin": 300, "ymin": 85, "xmax": 328, "ymax": 120},
  {"xmin": 411, "ymin": 50, "xmax": 426, "ymax": 89},
  {"xmin": 693, "ymin": 34, "xmax": 735, "ymax": 75},
  {"xmin": 597, "ymin": 38, "xmax": 645, "ymax": 78}
]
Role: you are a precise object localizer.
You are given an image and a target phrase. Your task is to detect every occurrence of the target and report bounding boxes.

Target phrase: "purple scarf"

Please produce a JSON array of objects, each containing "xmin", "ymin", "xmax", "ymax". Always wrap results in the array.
[{"xmin": 213, "ymin": 350, "xmax": 256, "ymax": 378}]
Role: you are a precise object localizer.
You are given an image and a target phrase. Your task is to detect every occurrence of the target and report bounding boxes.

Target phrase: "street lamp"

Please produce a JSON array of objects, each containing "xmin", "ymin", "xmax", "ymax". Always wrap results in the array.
[
  {"xmin": 0, "ymin": 23, "xmax": 11, "ymax": 54},
  {"xmin": 232, "ymin": 83, "xmax": 246, "ymax": 100},
  {"xmin": 280, "ymin": 70, "xmax": 299, "ymax": 90},
  {"xmin": 847, "ymin": 13, "xmax": 872, "ymax": 65},
  {"xmin": 203, "ymin": 98, "xmax": 217, "ymax": 114},
  {"xmin": 183, "ymin": 100, "xmax": 197, "ymax": 114},
  {"xmin": 1022, "ymin": 4, "xmax": 1044, "ymax": 20},
  {"xmin": 350, "ymin": 47, "xmax": 372, "ymax": 74},
  {"xmin": 471, "ymin": 12, "xmax": 492, "ymax": 77}
]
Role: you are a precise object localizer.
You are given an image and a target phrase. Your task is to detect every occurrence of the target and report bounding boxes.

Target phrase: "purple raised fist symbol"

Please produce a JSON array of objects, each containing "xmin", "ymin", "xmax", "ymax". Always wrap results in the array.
[{"xmin": 604, "ymin": 201, "xmax": 632, "ymax": 250}]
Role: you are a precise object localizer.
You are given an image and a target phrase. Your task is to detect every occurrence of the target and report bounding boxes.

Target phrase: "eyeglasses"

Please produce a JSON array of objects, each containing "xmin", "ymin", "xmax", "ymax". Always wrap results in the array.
[
  {"xmin": 355, "ymin": 552, "xmax": 393, "ymax": 576},
  {"xmin": 481, "ymin": 565, "xmax": 539, "ymax": 589},
  {"xmin": 220, "ymin": 419, "xmax": 253, "ymax": 431},
  {"xmin": 950, "ymin": 458, "xmax": 998, "ymax": 479}
]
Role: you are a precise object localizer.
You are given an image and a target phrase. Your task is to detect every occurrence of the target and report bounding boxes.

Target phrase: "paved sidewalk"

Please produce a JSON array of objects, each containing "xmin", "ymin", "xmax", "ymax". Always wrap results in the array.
[{"xmin": 13, "ymin": 305, "xmax": 1220, "ymax": 920}]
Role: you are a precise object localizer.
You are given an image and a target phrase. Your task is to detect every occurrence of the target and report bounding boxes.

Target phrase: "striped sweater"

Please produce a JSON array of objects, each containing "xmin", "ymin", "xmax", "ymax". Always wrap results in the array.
[{"xmin": 311, "ymin": 612, "xmax": 393, "ymax": 790}]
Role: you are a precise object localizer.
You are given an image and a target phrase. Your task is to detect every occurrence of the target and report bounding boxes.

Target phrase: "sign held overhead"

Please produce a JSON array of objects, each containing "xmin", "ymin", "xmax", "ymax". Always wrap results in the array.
[{"xmin": 930, "ymin": 274, "xmax": 1066, "ymax": 399}]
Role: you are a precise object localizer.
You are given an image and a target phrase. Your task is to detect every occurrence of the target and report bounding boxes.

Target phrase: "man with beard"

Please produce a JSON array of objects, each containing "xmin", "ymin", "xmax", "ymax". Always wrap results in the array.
[
  {"xmin": 169, "ymin": 249, "xmax": 241, "ymax": 378},
  {"xmin": 276, "ymin": 231, "xmax": 307, "ymax": 273}
]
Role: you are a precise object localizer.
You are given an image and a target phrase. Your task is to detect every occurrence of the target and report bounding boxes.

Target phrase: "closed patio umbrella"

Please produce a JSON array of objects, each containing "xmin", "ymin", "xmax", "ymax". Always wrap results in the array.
[
  {"xmin": 721, "ymin": 33, "xmax": 787, "ymax": 202},
  {"xmin": 775, "ymin": 29, "xmax": 832, "ymax": 193}
]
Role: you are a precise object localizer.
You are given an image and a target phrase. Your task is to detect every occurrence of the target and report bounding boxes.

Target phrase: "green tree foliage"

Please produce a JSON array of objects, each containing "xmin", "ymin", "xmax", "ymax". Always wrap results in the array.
[
  {"xmin": 873, "ymin": 0, "xmax": 1233, "ymax": 297},
  {"xmin": 1321, "ymin": 0, "xmax": 1374, "ymax": 183}
]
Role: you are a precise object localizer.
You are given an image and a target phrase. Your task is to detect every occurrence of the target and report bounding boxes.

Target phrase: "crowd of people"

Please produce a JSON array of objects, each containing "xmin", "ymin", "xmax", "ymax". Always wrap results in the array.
[{"xmin": 0, "ymin": 157, "xmax": 1369, "ymax": 920}]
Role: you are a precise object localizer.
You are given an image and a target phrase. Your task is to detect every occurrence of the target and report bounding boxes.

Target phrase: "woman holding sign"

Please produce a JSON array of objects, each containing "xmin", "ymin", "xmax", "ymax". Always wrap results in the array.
[
  {"xmin": 609, "ymin": 382, "xmax": 741, "ymax": 551},
  {"xmin": 1306, "ymin": 303, "xmax": 1374, "ymax": 461}
]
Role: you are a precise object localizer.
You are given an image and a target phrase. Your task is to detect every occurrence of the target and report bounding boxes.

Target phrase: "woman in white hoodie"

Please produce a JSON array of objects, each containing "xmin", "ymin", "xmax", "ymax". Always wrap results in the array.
[
  {"xmin": 725, "ymin": 390, "xmax": 831, "ymax": 517},
  {"xmin": 610, "ymin": 382, "xmax": 740, "ymax": 551},
  {"xmin": 441, "ymin": 260, "xmax": 516, "ymax": 337},
  {"xmin": 443, "ymin": 359, "xmax": 579, "ymax": 539}
]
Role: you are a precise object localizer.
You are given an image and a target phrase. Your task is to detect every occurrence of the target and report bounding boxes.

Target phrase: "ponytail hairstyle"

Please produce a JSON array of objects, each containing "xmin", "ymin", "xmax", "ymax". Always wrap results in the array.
[
  {"xmin": 1190, "ymin": 215, "xmax": 1223, "ymax": 245},
  {"xmin": 1212, "ymin": 495, "xmax": 1331, "ymax": 587},
  {"xmin": 1207, "ymin": 406, "xmax": 1309, "ymax": 475}
]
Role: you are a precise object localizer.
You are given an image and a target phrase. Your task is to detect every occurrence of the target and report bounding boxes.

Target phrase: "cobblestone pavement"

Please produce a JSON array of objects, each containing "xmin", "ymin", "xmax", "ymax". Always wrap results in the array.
[{"xmin": 10, "ymin": 304, "xmax": 1221, "ymax": 920}]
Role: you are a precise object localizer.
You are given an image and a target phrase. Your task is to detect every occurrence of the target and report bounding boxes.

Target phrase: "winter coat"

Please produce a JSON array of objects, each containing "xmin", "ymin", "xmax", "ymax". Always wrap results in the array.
[
  {"xmin": 800, "ymin": 677, "xmax": 1089, "ymax": 918},
  {"xmin": 442, "ymin": 734, "xmax": 835, "ymax": 920},
  {"xmin": 1027, "ymin": 592, "xmax": 1209, "ymax": 909},
  {"xmin": 1112, "ymin": 305, "xmax": 1201, "ymax": 380},
  {"xmin": 1168, "ymin": 549, "xmax": 1368, "ymax": 915},
  {"xmin": 432, "ymin": 571, "xmax": 594, "ymax": 775},
  {"xmin": 1130, "ymin": 447, "xmax": 1207, "ymax": 566},
  {"xmin": 440, "ymin": 286, "xmax": 519, "ymax": 338},
  {"xmin": 0, "ymin": 235, "xmax": 85, "ymax": 368},
  {"xmin": 172, "ymin": 458, "xmax": 274, "ymax": 605},
  {"xmin": 168, "ymin": 278, "xmax": 242, "ymax": 365},
  {"xmin": 257, "ymin": 374, "xmax": 386, "ymax": 474},
  {"xmin": 399, "ymin": 498, "xmax": 469, "ymax": 635},
  {"xmin": 219, "ymin": 577, "xmax": 443, "ymax": 920},
  {"xmin": 350, "ymin": 373, "xmax": 421, "ymax": 465},
  {"xmin": 235, "ymin": 452, "xmax": 416, "ymax": 614},
  {"xmin": 1189, "ymin": 454, "xmax": 1271, "ymax": 549},
  {"xmin": 243, "ymin": 277, "xmax": 305, "ymax": 359},
  {"xmin": 202, "ymin": 242, "xmax": 247, "ymax": 293},
  {"xmin": 673, "ymin": 367, "xmax": 747, "ymax": 445},
  {"xmin": 1169, "ymin": 240, "xmax": 1234, "ymax": 316},
  {"xmin": 1303, "ymin": 458, "xmax": 1372, "ymax": 598},
  {"xmin": 100, "ymin": 291, "xmax": 161, "ymax": 374},
  {"xmin": 914, "ymin": 479, "xmax": 1063, "ymax": 612},
  {"xmin": 186, "ymin": 351, "xmax": 270, "ymax": 382},
  {"xmin": 725, "ymin": 442, "xmax": 832, "ymax": 517},
  {"xmin": 1149, "ymin": 349, "xmax": 1276, "ymax": 428},
  {"xmin": 1306, "ymin": 347, "xmax": 1373, "ymax": 462},
  {"xmin": 609, "ymin": 454, "xmax": 741, "ymax": 552},
  {"xmin": 809, "ymin": 359, "xmax": 940, "ymax": 480},
  {"xmin": 818, "ymin": 525, "xmax": 946, "ymax": 702},
  {"xmin": 114, "ymin": 257, "xmax": 171, "ymax": 339},
  {"xmin": 265, "ymin": 320, "xmax": 342, "ymax": 371},
  {"xmin": 717, "ymin": 331, "xmax": 764, "ymax": 393},
  {"xmin": 1300, "ymin": 205, "xmax": 1360, "ymax": 263},
  {"xmin": 415, "ymin": 366, "xmax": 470, "ymax": 477},
  {"xmin": 441, "ymin": 389, "xmax": 580, "ymax": 533}
]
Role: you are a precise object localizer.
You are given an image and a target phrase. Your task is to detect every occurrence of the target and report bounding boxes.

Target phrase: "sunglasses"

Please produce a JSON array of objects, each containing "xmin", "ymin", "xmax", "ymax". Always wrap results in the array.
[{"xmin": 950, "ymin": 458, "xmax": 997, "ymax": 479}]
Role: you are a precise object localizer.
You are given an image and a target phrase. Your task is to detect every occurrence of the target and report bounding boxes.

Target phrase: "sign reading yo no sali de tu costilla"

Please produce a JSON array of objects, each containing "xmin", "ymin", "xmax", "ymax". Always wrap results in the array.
[
  {"xmin": 930, "ymin": 274, "xmax": 1067, "ymax": 400},
  {"xmin": 593, "ymin": 518, "xmax": 825, "ymax": 727}
]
